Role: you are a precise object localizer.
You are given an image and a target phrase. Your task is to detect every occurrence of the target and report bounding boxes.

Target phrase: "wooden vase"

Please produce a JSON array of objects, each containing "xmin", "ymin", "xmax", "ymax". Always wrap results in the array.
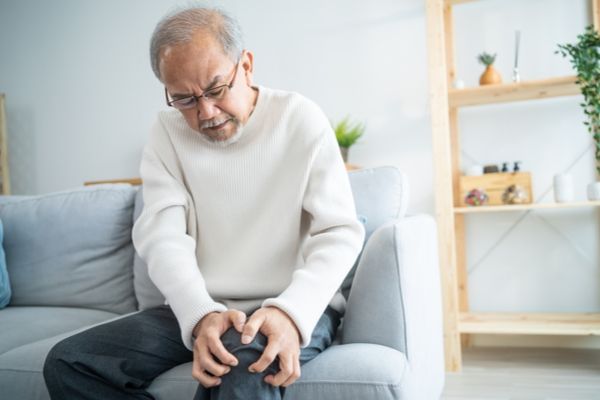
[{"xmin": 479, "ymin": 65, "xmax": 502, "ymax": 85}]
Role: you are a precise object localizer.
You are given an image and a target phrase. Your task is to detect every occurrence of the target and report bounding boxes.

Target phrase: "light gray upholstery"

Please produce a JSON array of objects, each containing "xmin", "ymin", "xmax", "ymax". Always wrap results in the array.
[
  {"xmin": 0, "ymin": 185, "xmax": 138, "ymax": 314},
  {"xmin": 132, "ymin": 189, "xmax": 165, "ymax": 310},
  {"xmin": 0, "ymin": 313, "xmax": 133, "ymax": 400},
  {"xmin": 0, "ymin": 166, "xmax": 445, "ymax": 400},
  {"xmin": 0, "ymin": 306, "xmax": 118, "ymax": 355}
]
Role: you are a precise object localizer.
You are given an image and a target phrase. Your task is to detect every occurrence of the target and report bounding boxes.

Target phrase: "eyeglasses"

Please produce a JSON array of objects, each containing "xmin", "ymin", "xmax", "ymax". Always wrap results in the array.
[{"xmin": 165, "ymin": 60, "xmax": 240, "ymax": 110}]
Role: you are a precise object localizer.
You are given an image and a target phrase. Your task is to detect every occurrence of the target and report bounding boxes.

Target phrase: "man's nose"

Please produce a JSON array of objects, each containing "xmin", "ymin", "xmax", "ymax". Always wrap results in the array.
[{"xmin": 196, "ymin": 97, "xmax": 220, "ymax": 119}]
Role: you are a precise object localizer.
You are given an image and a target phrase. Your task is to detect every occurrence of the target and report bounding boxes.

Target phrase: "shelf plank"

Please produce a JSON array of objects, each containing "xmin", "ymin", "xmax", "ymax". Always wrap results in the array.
[
  {"xmin": 454, "ymin": 201, "xmax": 600, "ymax": 214},
  {"xmin": 459, "ymin": 313, "xmax": 600, "ymax": 335},
  {"xmin": 446, "ymin": 0, "xmax": 480, "ymax": 5},
  {"xmin": 449, "ymin": 76, "xmax": 580, "ymax": 107}
]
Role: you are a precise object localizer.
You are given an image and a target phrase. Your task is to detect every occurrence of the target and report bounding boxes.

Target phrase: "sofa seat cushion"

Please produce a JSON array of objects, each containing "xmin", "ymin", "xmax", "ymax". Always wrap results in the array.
[
  {"xmin": 0, "ymin": 312, "xmax": 133, "ymax": 400},
  {"xmin": 0, "ymin": 306, "xmax": 118, "ymax": 356},
  {"xmin": 147, "ymin": 343, "xmax": 408, "ymax": 400}
]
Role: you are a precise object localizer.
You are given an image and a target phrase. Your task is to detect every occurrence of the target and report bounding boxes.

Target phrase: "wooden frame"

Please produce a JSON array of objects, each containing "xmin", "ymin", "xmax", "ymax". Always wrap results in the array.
[{"xmin": 426, "ymin": 0, "xmax": 600, "ymax": 372}]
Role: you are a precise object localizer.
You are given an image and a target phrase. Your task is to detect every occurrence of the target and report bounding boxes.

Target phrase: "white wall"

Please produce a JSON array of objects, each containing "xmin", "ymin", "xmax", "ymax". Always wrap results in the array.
[{"xmin": 0, "ymin": 0, "xmax": 598, "ymax": 347}]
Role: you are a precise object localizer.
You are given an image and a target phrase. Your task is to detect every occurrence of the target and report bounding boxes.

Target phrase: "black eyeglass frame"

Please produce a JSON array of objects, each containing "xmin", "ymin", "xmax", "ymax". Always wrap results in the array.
[{"xmin": 164, "ymin": 58, "xmax": 241, "ymax": 109}]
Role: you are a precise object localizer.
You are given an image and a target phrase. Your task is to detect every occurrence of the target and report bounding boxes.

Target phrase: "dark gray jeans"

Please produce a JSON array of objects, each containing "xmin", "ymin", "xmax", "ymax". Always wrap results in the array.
[{"xmin": 43, "ymin": 305, "xmax": 340, "ymax": 400}]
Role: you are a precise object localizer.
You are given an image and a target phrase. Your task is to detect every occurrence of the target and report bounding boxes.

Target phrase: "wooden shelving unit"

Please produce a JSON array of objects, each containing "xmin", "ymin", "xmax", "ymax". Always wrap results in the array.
[
  {"xmin": 448, "ymin": 76, "xmax": 579, "ymax": 107},
  {"xmin": 426, "ymin": 0, "xmax": 600, "ymax": 372},
  {"xmin": 455, "ymin": 201, "xmax": 600, "ymax": 214}
]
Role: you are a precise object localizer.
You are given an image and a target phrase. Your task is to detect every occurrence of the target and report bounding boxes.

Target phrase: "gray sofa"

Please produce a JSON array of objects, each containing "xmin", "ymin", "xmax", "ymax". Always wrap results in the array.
[{"xmin": 0, "ymin": 166, "xmax": 444, "ymax": 399}]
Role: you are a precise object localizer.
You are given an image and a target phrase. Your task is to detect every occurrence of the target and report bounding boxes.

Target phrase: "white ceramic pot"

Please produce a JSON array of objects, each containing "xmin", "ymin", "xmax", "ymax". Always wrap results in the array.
[
  {"xmin": 587, "ymin": 181, "xmax": 600, "ymax": 201},
  {"xmin": 553, "ymin": 173, "xmax": 574, "ymax": 203}
]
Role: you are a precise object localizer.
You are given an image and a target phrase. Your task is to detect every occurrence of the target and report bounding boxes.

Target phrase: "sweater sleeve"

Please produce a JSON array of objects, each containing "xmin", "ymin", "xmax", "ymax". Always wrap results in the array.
[
  {"xmin": 132, "ymin": 119, "xmax": 227, "ymax": 351},
  {"xmin": 262, "ymin": 126, "xmax": 365, "ymax": 347}
]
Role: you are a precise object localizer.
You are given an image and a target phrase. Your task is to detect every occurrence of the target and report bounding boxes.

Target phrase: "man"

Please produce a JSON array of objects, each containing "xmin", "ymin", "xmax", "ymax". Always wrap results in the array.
[{"xmin": 43, "ymin": 6, "xmax": 364, "ymax": 400}]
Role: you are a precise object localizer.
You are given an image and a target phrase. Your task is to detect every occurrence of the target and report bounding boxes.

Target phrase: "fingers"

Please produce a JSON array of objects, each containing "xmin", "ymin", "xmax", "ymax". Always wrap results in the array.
[
  {"xmin": 248, "ymin": 340, "xmax": 278, "ymax": 373},
  {"xmin": 264, "ymin": 350, "xmax": 301, "ymax": 387},
  {"xmin": 207, "ymin": 334, "xmax": 238, "ymax": 367},
  {"xmin": 226, "ymin": 309, "xmax": 247, "ymax": 333},
  {"xmin": 192, "ymin": 344, "xmax": 222, "ymax": 388},
  {"xmin": 241, "ymin": 311, "xmax": 266, "ymax": 345}
]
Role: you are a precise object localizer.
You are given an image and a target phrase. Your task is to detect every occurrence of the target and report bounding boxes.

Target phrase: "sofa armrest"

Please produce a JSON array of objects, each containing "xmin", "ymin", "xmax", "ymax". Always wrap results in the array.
[{"xmin": 342, "ymin": 214, "xmax": 444, "ymax": 395}]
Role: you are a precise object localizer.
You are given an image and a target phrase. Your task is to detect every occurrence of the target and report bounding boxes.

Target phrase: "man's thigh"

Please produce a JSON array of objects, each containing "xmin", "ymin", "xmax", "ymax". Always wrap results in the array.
[{"xmin": 49, "ymin": 305, "xmax": 192, "ymax": 381}]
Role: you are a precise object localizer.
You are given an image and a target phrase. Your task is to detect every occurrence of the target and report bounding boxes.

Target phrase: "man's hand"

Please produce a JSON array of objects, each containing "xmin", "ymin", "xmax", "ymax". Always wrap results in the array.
[
  {"xmin": 192, "ymin": 310, "xmax": 246, "ymax": 388},
  {"xmin": 241, "ymin": 307, "xmax": 301, "ymax": 387}
]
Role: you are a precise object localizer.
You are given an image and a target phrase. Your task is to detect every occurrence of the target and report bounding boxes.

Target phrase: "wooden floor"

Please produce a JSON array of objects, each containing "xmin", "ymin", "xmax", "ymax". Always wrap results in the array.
[{"xmin": 442, "ymin": 347, "xmax": 600, "ymax": 399}]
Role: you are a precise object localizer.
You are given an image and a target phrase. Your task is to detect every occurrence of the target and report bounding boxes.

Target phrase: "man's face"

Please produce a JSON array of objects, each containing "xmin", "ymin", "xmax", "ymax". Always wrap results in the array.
[{"xmin": 159, "ymin": 30, "xmax": 256, "ymax": 143}]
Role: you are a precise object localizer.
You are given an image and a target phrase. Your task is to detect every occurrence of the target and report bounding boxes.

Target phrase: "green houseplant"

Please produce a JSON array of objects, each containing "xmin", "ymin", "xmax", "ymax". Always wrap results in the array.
[
  {"xmin": 333, "ymin": 117, "xmax": 365, "ymax": 163},
  {"xmin": 557, "ymin": 25, "xmax": 600, "ymax": 178}
]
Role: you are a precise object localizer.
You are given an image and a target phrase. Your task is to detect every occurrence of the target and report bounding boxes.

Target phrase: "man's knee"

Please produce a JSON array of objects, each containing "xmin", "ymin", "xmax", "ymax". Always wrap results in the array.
[{"xmin": 220, "ymin": 328, "xmax": 268, "ymax": 365}]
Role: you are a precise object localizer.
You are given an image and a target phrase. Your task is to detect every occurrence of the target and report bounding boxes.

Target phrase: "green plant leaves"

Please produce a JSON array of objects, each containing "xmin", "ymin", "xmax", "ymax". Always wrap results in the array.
[
  {"xmin": 557, "ymin": 25, "xmax": 600, "ymax": 172},
  {"xmin": 332, "ymin": 116, "xmax": 365, "ymax": 148}
]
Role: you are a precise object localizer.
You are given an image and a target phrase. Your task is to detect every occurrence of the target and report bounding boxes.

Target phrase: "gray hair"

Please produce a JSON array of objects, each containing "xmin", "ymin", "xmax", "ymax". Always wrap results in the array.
[{"xmin": 149, "ymin": 6, "xmax": 244, "ymax": 81}]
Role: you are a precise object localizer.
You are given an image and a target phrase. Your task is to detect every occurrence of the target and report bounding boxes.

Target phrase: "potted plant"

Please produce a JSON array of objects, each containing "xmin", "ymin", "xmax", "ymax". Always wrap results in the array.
[
  {"xmin": 333, "ymin": 117, "xmax": 365, "ymax": 163},
  {"xmin": 557, "ymin": 26, "xmax": 600, "ymax": 199},
  {"xmin": 478, "ymin": 52, "xmax": 502, "ymax": 85}
]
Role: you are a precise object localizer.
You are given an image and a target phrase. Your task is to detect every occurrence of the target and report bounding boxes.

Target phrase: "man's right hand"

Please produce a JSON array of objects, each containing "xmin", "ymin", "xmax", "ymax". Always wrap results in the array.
[{"xmin": 192, "ymin": 310, "xmax": 246, "ymax": 387}]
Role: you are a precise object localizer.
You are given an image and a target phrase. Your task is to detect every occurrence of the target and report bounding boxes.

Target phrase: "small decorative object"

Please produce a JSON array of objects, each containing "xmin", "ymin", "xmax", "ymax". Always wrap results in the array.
[
  {"xmin": 558, "ymin": 27, "xmax": 600, "ymax": 191},
  {"xmin": 460, "ymin": 171, "xmax": 533, "ymax": 206},
  {"xmin": 477, "ymin": 52, "xmax": 502, "ymax": 85},
  {"xmin": 465, "ymin": 165, "xmax": 484, "ymax": 176},
  {"xmin": 501, "ymin": 162, "xmax": 509, "ymax": 172},
  {"xmin": 553, "ymin": 173, "xmax": 574, "ymax": 203},
  {"xmin": 587, "ymin": 182, "xmax": 600, "ymax": 201},
  {"xmin": 465, "ymin": 188, "xmax": 489, "ymax": 206},
  {"xmin": 333, "ymin": 116, "xmax": 365, "ymax": 163},
  {"xmin": 501, "ymin": 184, "xmax": 529, "ymax": 204},
  {"xmin": 513, "ymin": 161, "xmax": 521, "ymax": 172},
  {"xmin": 453, "ymin": 79, "xmax": 465, "ymax": 89},
  {"xmin": 483, "ymin": 164, "xmax": 499, "ymax": 174},
  {"xmin": 512, "ymin": 30, "xmax": 521, "ymax": 83}
]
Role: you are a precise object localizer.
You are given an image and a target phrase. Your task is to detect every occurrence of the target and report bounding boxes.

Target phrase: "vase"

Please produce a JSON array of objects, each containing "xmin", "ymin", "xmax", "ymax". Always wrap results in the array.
[
  {"xmin": 587, "ymin": 182, "xmax": 600, "ymax": 201},
  {"xmin": 479, "ymin": 65, "xmax": 502, "ymax": 85},
  {"xmin": 339, "ymin": 147, "xmax": 349, "ymax": 163},
  {"xmin": 553, "ymin": 173, "xmax": 574, "ymax": 203}
]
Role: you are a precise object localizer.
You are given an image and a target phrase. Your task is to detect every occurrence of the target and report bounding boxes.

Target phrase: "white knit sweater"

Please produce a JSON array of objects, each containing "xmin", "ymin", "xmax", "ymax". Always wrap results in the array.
[{"xmin": 132, "ymin": 86, "xmax": 365, "ymax": 350}]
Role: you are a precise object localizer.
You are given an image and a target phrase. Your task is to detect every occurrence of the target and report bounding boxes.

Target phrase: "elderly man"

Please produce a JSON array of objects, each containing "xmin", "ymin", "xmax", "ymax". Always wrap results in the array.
[{"xmin": 43, "ymin": 6, "xmax": 364, "ymax": 400}]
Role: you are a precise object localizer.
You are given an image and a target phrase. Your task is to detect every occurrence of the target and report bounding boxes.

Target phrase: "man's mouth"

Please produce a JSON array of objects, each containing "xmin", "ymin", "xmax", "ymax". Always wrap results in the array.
[{"xmin": 202, "ymin": 119, "xmax": 230, "ymax": 131}]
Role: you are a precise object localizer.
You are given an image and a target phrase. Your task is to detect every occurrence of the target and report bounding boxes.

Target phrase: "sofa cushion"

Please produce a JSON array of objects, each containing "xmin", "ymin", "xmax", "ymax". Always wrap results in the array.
[
  {"xmin": 341, "ymin": 166, "xmax": 408, "ymax": 297},
  {"xmin": 0, "ymin": 312, "xmax": 132, "ymax": 400},
  {"xmin": 132, "ymin": 188, "xmax": 166, "ymax": 310},
  {"xmin": 0, "ymin": 218, "xmax": 10, "ymax": 308},
  {"xmin": 146, "ymin": 343, "xmax": 408, "ymax": 400},
  {"xmin": 0, "ymin": 306, "xmax": 119, "ymax": 356},
  {"xmin": 0, "ymin": 185, "xmax": 138, "ymax": 314}
]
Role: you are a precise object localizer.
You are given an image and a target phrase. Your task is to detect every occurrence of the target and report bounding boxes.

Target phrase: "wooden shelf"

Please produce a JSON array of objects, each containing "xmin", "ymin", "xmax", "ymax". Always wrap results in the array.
[
  {"xmin": 446, "ymin": 0, "xmax": 480, "ymax": 5},
  {"xmin": 449, "ymin": 76, "xmax": 580, "ymax": 107},
  {"xmin": 454, "ymin": 201, "xmax": 600, "ymax": 214},
  {"xmin": 459, "ymin": 312, "xmax": 600, "ymax": 335}
]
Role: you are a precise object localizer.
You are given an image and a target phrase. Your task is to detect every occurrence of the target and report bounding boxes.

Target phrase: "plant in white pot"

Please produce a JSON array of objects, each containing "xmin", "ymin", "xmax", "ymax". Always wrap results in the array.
[
  {"xmin": 557, "ymin": 26, "xmax": 600, "ymax": 200},
  {"xmin": 333, "ymin": 116, "xmax": 365, "ymax": 163}
]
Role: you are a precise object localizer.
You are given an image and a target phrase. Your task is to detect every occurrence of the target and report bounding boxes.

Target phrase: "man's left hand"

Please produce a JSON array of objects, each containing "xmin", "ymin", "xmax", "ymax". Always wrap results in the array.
[{"xmin": 241, "ymin": 307, "xmax": 301, "ymax": 387}]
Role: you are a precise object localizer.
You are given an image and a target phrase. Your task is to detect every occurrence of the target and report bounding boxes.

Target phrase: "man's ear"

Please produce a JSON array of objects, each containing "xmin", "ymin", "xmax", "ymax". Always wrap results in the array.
[{"xmin": 241, "ymin": 50, "xmax": 254, "ymax": 85}]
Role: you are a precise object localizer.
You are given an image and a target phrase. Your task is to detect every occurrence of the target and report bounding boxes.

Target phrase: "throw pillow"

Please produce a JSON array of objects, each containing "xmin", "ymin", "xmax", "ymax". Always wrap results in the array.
[{"xmin": 0, "ymin": 218, "xmax": 11, "ymax": 308}]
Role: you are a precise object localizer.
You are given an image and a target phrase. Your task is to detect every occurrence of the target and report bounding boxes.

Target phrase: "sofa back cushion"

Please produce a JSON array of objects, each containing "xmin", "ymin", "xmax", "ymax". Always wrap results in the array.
[
  {"xmin": 132, "ymin": 166, "xmax": 409, "ymax": 308},
  {"xmin": 0, "ymin": 185, "xmax": 138, "ymax": 314},
  {"xmin": 132, "ymin": 188, "xmax": 166, "ymax": 309}
]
